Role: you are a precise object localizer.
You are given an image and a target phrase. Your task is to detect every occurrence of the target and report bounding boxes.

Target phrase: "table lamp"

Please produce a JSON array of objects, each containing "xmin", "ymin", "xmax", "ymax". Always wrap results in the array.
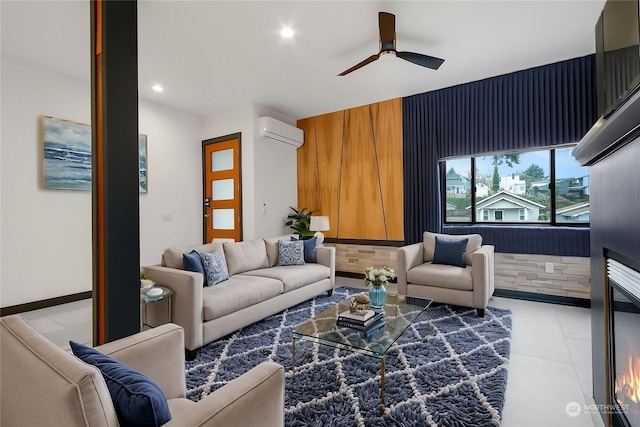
[{"xmin": 309, "ymin": 216, "xmax": 330, "ymax": 246}]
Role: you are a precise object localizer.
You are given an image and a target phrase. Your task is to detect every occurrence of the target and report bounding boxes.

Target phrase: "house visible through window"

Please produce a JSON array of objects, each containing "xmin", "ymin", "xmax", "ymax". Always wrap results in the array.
[{"xmin": 443, "ymin": 146, "xmax": 589, "ymax": 225}]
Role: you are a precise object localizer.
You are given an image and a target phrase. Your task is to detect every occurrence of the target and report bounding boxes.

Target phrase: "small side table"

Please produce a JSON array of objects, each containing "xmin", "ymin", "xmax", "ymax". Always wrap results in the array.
[{"xmin": 140, "ymin": 286, "xmax": 173, "ymax": 330}]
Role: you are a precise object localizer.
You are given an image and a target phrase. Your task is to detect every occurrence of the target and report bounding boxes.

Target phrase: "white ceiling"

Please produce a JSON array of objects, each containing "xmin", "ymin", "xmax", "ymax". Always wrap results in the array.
[{"xmin": 1, "ymin": 0, "xmax": 606, "ymax": 120}]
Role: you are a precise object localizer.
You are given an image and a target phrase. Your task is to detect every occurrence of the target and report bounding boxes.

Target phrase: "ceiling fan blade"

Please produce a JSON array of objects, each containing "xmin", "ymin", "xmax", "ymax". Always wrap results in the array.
[
  {"xmin": 378, "ymin": 12, "xmax": 396, "ymax": 51},
  {"xmin": 397, "ymin": 51, "xmax": 445, "ymax": 70},
  {"xmin": 338, "ymin": 54, "xmax": 380, "ymax": 76}
]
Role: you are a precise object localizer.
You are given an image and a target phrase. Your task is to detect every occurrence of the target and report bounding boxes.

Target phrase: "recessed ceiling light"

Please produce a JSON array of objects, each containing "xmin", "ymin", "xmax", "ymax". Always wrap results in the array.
[
  {"xmin": 152, "ymin": 84, "xmax": 164, "ymax": 92},
  {"xmin": 280, "ymin": 27, "xmax": 294, "ymax": 39}
]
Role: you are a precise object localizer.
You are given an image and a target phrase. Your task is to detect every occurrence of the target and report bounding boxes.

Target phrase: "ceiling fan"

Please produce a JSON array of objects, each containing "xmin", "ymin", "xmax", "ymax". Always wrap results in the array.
[{"xmin": 338, "ymin": 11, "xmax": 445, "ymax": 76}]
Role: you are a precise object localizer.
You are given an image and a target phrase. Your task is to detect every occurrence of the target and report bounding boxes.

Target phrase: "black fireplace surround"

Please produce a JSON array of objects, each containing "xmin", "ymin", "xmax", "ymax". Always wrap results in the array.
[{"xmin": 573, "ymin": 83, "xmax": 640, "ymax": 426}]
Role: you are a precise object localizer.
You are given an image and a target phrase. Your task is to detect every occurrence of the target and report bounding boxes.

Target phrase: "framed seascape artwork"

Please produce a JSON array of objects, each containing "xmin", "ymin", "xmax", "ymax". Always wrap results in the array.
[
  {"xmin": 42, "ymin": 116, "xmax": 148, "ymax": 192},
  {"xmin": 138, "ymin": 133, "xmax": 148, "ymax": 192}
]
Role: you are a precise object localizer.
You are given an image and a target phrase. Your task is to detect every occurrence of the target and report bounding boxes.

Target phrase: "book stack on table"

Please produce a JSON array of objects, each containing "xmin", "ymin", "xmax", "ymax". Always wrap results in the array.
[{"xmin": 337, "ymin": 310, "xmax": 385, "ymax": 337}]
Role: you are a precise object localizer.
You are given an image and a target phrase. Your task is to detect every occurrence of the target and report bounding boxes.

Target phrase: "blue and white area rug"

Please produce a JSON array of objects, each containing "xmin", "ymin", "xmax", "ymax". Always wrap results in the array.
[{"xmin": 186, "ymin": 287, "xmax": 512, "ymax": 426}]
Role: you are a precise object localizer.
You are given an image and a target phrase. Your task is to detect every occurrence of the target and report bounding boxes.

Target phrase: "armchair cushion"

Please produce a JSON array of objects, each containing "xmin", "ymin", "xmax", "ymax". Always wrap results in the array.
[
  {"xmin": 70, "ymin": 341, "xmax": 172, "ymax": 427},
  {"xmin": 432, "ymin": 236, "xmax": 468, "ymax": 268},
  {"xmin": 407, "ymin": 263, "xmax": 473, "ymax": 291}
]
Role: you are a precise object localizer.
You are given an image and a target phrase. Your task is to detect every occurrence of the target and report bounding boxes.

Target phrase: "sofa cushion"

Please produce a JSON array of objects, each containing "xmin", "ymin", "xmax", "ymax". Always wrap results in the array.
[
  {"xmin": 223, "ymin": 240, "xmax": 269, "ymax": 276},
  {"xmin": 291, "ymin": 236, "xmax": 317, "ymax": 263},
  {"xmin": 241, "ymin": 264, "xmax": 330, "ymax": 293},
  {"xmin": 407, "ymin": 262, "xmax": 473, "ymax": 291},
  {"xmin": 432, "ymin": 236, "xmax": 468, "ymax": 268},
  {"xmin": 69, "ymin": 341, "xmax": 172, "ymax": 427},
  {"xmin": 277, "ymin": 240, "xmax": 305, "ymax": 266},
  {"xmin": 202, "ymin": 275, "xmax": 284, "ymax": 321},
  {"xmin": 199, "ymin": 251, "xmax": 229, "ymax": 286},
  {"xmin": 163, "ymin": 242, "xmax": 224, "ymax": 269},
  {"xmin": 183, "ymin": 250, "xmax": 206, "ymax": 278},
  {"xmin": 423, "ymin": 232, "xmax": 482, "ymax": 266},
  {"xmin": 264, "ymin": 235, "xmax": 294, "ymax": 267}
]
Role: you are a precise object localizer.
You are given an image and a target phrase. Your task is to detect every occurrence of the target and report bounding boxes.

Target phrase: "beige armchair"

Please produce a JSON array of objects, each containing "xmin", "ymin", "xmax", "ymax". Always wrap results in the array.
[
  {"xmin": 397, "ymin": 231, "xmax": 495, "ymax": 316},
  {"xmin": 0, "ymin": 315, "xmax": 284, "ymax": 427}
]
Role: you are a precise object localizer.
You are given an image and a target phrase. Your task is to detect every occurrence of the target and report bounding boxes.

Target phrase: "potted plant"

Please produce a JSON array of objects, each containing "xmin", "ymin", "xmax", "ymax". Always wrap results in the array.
[{"xmin": 285, "ymin": 206, "xmax": 315, "ymax": 237}]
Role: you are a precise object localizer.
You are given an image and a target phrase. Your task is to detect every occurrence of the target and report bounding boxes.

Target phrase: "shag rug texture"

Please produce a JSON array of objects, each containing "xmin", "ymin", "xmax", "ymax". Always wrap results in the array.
[{"xmin": 185, "ymin": 287, "xmax": 512, "ymax": 427}]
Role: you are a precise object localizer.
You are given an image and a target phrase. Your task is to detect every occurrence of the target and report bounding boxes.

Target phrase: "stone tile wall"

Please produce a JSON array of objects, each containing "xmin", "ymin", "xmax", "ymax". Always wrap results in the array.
[{"xmin": 326, "ymin": 243, "xmax": 591, "ymax": 299}]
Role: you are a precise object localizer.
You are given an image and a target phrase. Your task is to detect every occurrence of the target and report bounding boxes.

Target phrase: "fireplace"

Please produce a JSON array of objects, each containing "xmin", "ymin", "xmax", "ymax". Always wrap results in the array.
[{"xmin": 608, "ymin": 255, "xmax": 640, "ymax": 426}]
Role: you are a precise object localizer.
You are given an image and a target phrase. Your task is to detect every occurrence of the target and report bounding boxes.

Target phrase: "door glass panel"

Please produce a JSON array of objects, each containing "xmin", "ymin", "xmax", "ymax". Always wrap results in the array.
[
  {"xmin": 212, "ymin": 179, "xmax": 234, "ymax": 201},
  {"xmin": 212, "ymin": 208, "xmax": 235, "ymax": 230},
  {"xmin": 211, "ymin": 149, "xmax": 233, "ymax": 172}
]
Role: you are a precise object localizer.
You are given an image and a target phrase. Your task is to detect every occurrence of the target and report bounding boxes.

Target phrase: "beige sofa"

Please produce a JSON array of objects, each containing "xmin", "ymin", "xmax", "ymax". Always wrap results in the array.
[
  {"xmin": 397, "ymin": 231, "xmax": 495, "ymax": 316},
  {"xmin": 143, "ymin": 235, "xmax": 335, "ymax": 353},
  {"xmin": 0, "ymin": 315, "xmax": 284, "ymax": 427}
]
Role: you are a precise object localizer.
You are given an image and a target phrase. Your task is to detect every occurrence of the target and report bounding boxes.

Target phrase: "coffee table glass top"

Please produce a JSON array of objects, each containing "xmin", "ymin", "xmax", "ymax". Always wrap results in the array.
[{"xmin": 292, "ymin": 294, "xmax": 432, "ymax": 358}]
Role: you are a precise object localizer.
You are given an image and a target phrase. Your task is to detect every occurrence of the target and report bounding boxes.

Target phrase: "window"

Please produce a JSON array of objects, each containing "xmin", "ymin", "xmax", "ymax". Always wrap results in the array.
[{"xmin": 442, "ymin": 146, "xmax": 589, "ymax": 225}]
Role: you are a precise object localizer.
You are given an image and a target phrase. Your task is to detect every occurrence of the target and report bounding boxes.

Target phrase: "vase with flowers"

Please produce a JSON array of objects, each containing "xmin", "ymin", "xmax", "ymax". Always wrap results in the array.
[{"xmin": 364, "ymin": 266, "xmax": 395, "ymax": 310}]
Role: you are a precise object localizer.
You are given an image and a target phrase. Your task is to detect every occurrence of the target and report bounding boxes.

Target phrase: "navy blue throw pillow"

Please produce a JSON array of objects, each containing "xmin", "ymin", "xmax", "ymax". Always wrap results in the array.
[
  {"xmin": 70, "ymin": 341, "xmax": 172, "ymax": 427},
  {"xmin": 291, "ymin": 236, "xmax": 317, "ymax": 263},
  {"xmin": 432, "ymin": 236, "xmax": 468, "ymax": 268},
  {"xmin": 183, "ymin": 250, "xmax": 206, "ymax": 284}
]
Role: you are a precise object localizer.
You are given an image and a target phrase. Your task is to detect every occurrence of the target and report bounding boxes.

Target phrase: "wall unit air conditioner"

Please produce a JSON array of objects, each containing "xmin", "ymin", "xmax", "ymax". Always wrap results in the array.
[{"xmin": 258, "ymin": 116, "xmax": 304, "ymax": 148}]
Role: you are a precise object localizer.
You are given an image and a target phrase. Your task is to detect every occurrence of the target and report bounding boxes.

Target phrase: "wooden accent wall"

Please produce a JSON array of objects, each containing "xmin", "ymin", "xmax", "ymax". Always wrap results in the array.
[{"xmin": 297, "ymin": 99, "xmax": 403, "ymax": 241}]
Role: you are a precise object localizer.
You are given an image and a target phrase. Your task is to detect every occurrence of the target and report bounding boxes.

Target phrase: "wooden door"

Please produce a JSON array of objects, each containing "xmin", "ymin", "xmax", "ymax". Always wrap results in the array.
[{"xmin": 203, "ymin": 134, "xmax": 242, "ymax": 242}]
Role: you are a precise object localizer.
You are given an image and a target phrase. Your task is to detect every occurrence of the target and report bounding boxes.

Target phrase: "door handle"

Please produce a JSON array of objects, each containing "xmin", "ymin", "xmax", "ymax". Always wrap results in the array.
[{"xmin": 204, "ymin": 197, "xmax": 211, "ymax": 208}]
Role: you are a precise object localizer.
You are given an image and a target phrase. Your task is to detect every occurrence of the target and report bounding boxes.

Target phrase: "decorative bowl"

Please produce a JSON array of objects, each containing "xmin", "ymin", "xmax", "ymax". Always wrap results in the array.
[{"xmin": 146, "ymin": 287, "xmax": 163, "ymax": 297}]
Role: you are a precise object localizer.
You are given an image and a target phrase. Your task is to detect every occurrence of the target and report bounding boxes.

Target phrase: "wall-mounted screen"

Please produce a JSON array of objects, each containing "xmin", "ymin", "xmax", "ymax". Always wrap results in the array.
[{"xmin": 599, "ymin": 0, "xmax": 640, "ymax": 117}]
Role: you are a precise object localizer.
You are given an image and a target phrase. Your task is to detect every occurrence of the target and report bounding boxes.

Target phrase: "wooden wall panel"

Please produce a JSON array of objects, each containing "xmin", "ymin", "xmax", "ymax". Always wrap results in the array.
[
  {"xmin": 371, "ymin": 99, "xmax": 403, "ymax": 240},
  {"xmin": 296, "ymin": 117, "xmax": 319, "ymax": 212},
  {"xmin": 315, "ymin": 112, "xmax": 343, "ymax": 238},
  {"xmin": 338, "ymin": 106, "xmax": 386, "ymax": 239},
  {"xmin": 297, "ymin": 98, "xmax": 403, "ymax": 242}
]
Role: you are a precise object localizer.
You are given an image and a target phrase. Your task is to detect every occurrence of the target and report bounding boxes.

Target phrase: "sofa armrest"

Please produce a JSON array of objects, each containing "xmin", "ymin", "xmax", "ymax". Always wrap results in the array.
[
  {"xmin": 142, "ymin": 265, "xmax": 204, "ymax": 351},
  {"xmin": 164, "ymin": 362, "xmax": 284, "ymax": 427},
  {"xmin": 96, "ymin": 324, "xmax": 186, "ymax": 399},
  {"xmin": 471, "ymin": 245, "xmax": 495, "ymax": 309},
  {"xmin": 316, "ymin": 246, "xmax": 336, "ymax": 289},
  {"xmin": 396, "ymin": 243, "xmax": 424, "ymax": 295}
]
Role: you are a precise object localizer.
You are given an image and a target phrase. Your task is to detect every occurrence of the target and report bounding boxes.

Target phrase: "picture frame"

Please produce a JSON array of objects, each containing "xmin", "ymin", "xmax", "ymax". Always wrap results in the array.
[
  {"xmin": 42, "ymin": 115, "xmax": 148, "ymax": 192},
  {"xmin": 138, "ymin": 133, "xmax": 148, "ymax": 193}
]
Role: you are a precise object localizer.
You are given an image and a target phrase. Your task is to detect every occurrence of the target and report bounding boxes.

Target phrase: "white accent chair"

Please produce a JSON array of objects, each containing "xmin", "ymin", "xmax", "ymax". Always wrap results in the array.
[
  {"xmin": 397, "ymin": 231, "xmax": 495, "ymax": 316},
  {"xmin": 0, "ymin": 315, "xmax": 284, "ymax": 427}
]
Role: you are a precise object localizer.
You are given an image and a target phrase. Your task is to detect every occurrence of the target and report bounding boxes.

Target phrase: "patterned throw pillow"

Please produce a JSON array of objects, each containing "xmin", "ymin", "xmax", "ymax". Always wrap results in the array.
[
  {"xmin": 199, "ymin": 252, "xmax": 229, "ymax": 286},
  {"xmin": 277, "ymin": 240, "xmax": 305, "ymax": 266}
]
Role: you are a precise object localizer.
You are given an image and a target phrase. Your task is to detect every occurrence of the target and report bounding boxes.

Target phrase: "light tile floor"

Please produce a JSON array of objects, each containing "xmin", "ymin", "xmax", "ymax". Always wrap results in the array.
[{"xmin": 19, "ymin": 277, "xmax": 605, "ymax": 427}]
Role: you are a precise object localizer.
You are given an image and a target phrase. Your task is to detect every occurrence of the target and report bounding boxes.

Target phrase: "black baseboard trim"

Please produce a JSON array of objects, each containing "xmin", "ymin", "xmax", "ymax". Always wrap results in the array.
[
  {"xmin": 336, "ymin": 271, "xmax": 398, "ymax": 284},
  {"xmin": 0, "ymin": 291, "xmax": 92, "ymax": 316},
  {"xmin": 325, "ymin": 238, "xmax": 404, "ymax": 247},
  {"xmin": 336, "ymin": 271, "xmax": 365, "ymax": 280},
  {"xmin": 493, "ymin": 289, "xmax": 591, "ymax": 308}
]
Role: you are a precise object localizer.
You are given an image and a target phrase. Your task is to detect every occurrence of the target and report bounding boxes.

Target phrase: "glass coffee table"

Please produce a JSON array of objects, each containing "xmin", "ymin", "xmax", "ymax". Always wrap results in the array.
[{"xmin": 292, "ymin": 294, "xmax": 433, "ymax": 415}]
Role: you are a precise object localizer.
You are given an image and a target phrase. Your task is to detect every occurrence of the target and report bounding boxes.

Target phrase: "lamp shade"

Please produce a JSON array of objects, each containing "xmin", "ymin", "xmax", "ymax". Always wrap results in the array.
[{"xmin": 310, "ymin": 216, "xmax": 330, "ymax": 231}]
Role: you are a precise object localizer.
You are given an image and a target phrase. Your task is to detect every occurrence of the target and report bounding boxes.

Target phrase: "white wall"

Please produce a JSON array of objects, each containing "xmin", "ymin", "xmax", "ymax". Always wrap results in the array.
[
  {"xmin": 0, "ymin": 58, "xmax": 203, "ymax": 307},
  {"xmin": 252, "ymin": 104, "xmax": 298, "ymax": 238},
  {"xmin": 139, "ymin": 98, "xmax": 203, "ymax": 266},
  {"xmin": 202, "ymin": 104, "xmax": 298, "ymax": 240}
]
